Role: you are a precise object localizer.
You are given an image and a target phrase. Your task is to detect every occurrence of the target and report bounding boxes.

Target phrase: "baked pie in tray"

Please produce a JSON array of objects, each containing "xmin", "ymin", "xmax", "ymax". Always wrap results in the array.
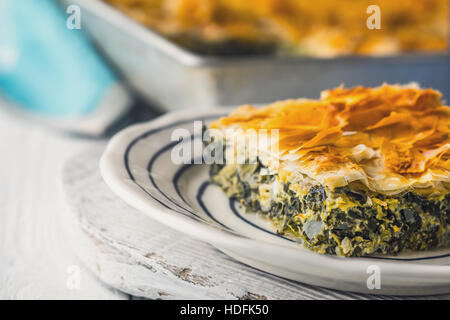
[
  {"xmin": 104, "ymin": 0, "xmax": 448, "ymax": 57},
  {"xmin": 209, "ymin": 84, "xmax": 450, "ymax": 257}
]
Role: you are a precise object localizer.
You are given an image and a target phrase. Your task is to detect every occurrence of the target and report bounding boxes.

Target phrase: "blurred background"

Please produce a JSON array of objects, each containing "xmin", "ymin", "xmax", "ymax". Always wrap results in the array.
[
  {"xmin": 0, "ymin": 0, "xmax": 448, "ymax": 299},
  {"xmin": 0, "ymin": 0, "xmax": 449, "ymax": 132}
]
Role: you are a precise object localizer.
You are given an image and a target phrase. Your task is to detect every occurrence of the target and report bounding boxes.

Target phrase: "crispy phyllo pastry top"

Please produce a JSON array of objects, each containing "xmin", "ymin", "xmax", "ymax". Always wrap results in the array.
[{"xmin": 210, "ymin": 84, "xmax": 450, "ymax": 194}]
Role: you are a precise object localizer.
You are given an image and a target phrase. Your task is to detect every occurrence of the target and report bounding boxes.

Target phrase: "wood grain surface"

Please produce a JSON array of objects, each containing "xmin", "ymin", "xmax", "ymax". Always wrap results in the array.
[{"xmin": 0, "ymin": 106, "xmax": 125, "ymax": 299}]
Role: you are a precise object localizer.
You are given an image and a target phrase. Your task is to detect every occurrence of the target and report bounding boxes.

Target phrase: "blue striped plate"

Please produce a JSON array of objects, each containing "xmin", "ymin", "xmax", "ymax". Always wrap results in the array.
[{"xmin": 100, "ymin": 108, "xmax": 450, "ymax": 295}]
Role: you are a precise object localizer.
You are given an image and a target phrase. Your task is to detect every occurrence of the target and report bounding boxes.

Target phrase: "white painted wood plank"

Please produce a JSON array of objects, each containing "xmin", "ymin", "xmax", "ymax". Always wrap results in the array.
[
  {"xmin": 0, "ymin": 106, "xmax": 126, "ymax": 299},
  {"xmin": 61, "ymin": 147, "xmax": 450, "ymax": 300}
]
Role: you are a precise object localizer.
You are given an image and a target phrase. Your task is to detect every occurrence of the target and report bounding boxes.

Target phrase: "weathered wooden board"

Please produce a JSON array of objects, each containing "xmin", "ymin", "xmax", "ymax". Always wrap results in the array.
[
  {"xmin": 60, "ymin": 147, "xmax": 450, "ymax": 300},
  {"xmin": 0, "ymin": 105, "xmax": 125, "ymax": 299}
]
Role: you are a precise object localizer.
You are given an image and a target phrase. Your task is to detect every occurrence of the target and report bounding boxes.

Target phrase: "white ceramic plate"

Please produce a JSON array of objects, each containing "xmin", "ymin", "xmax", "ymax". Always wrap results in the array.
[{"xmin": 100, "ymin": 108, "xmax": 450, "ymax": 295}]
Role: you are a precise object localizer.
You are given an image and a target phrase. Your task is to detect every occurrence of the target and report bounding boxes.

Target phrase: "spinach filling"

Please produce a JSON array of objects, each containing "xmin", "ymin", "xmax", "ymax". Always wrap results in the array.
[{"xmin": 210, "ymin": 161, "xmax": 450, "ymax": 257}]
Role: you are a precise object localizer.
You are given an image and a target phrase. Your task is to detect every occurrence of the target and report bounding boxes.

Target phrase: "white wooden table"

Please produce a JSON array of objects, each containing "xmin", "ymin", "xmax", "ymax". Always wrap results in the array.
[
  {"xmin": 0, "ymin": 101, "xmax": 448, "ymax": 300},
  {"xmin": 0, "ymin": 102, "xmax": 131, "ymax": 299}
]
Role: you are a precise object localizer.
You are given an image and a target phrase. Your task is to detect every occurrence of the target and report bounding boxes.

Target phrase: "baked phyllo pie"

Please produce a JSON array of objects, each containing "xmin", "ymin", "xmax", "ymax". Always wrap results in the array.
[
  {"xmin": 104, "ymin": 0, "xmax": 448, "ymax": 57},
  {"xmin": 209, "ymin": 84, "xmax": 450, "ymax": 257}
]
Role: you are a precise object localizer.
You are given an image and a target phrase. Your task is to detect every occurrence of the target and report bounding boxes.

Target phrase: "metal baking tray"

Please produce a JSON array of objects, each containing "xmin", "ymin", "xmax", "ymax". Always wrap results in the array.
[{"xmin": 62, "ymin": 0, "xmax": 450, "ymax": 111}]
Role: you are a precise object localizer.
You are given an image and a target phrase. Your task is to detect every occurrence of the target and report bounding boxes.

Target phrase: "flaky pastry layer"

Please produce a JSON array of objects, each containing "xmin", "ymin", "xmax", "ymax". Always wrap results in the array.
[{"xmin": 210, "ymin": 84, "xmax": 450, "ymax": 194}]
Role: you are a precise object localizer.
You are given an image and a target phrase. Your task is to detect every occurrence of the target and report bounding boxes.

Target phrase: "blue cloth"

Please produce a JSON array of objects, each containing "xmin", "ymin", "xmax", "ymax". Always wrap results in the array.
[{"xmin": 0, "ymin": 0, "xmax": 117, "ymax": 117}]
